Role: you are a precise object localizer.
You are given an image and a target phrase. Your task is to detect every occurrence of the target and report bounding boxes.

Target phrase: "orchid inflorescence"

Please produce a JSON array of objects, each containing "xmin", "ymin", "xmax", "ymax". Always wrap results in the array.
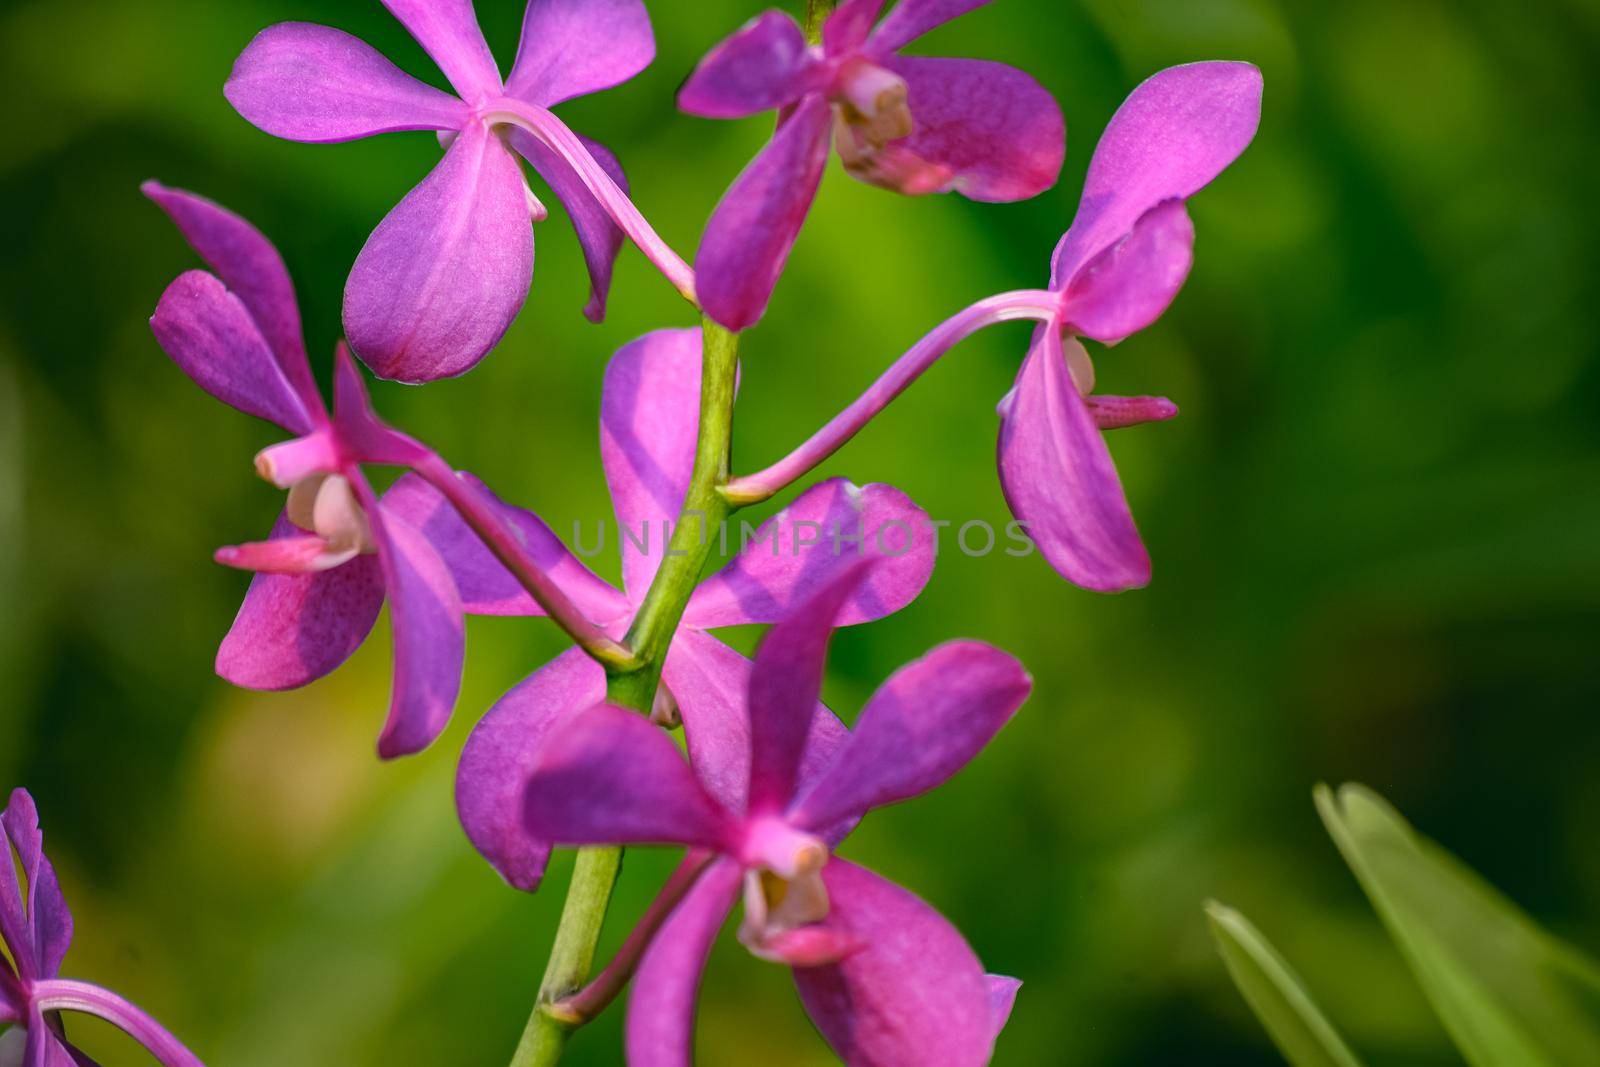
[{"xmin": 4, "ymin": 2, "xmax": 1261, "ymax": 1064}]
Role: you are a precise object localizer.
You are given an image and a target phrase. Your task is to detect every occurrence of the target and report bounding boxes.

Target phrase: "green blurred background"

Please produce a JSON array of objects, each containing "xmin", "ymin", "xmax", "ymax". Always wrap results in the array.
[{"xmin": 3, "ymin": 0, "xmax": 1598, "ymax": 1063}]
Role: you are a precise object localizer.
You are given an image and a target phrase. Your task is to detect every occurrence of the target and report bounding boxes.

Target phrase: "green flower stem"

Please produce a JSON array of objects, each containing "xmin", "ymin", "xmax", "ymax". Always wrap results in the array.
[
  {"xmin": 804, "ymin": 0, "xmax": 838, "ymax": 43},
  {"xmin": 508, "ymin": 318, "xmax": 742, "ymax": 1067}
]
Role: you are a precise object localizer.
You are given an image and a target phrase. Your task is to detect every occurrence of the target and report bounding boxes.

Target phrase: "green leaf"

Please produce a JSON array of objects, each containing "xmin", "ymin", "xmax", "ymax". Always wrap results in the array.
[
  {"xmin": 1316, "ymin": 783, "xmax": 1600, "ymax": 1067},
  {"xmin": 1206, "ymin": 900, "xmax": 1367, "ymax": 1067}
]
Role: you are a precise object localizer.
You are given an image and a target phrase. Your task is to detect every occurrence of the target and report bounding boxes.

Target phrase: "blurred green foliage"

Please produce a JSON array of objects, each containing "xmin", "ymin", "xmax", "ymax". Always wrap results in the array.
[{"xmin": 2, "ymin": 0, "xmax": 1598, "ymax": 1063}]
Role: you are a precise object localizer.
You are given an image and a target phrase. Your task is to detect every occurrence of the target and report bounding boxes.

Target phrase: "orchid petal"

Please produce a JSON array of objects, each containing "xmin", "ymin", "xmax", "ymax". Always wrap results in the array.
[
  {"xmin": 683, "ymin": 479, "xmax": 934, "ymax": 629},
  {"xmin": 365, "ymin": 490, "xmax": 466, "ymax": 758},
  {"xmin": 1051, "ymin": 62, "xmax": 1262, "ymax": 288},
  {"xmin": 143, "ymin": 183, "xmax": 320, "ymax": 413},
  {"xmin": 215, "ymin": 512, "xmax": 385, "ymax": 690},
  {"xmin": 149, "ymin": 271, "xmax": 313, "ymax": 434},
  {"xmin": 678, "ymin": 11, "xmax": 816, "ymax": 118},
  {"xmin": 988, "ymin": 974, "xmax": 1022, "ymax": 1035},
  {"xmin": 794, "ymin": 860, "xmax": 996, "ymax": 1067},
  {"xmin": 747, "ymin": 561, "xmax": 874, "ymax": 813},
  {"xmin": 868, "ymin": 0, "xmax": 994, "ymax": 54},
  {"xmin": 793, "ymin": 641, "xmax": 1030, "ymax": 830},
  {"xmin": 506, "ymin": 0, "xmax": 654, "ymax": 107},
  {"xmin": 225, "ymin": 23, "xmax": 469, "ymax": 143},
  {"xmin": 22, "ymin": 1006, "xmax": 79, "ymax": 1067},
  {"xmin": 662, "ymin": 630, "xmax": 851, "ymax": 822},
  {"xmin": 380, "ymin": 473, "xmax": 628, "ymax": 621},
  {"xmin": 1063, "ymin": 200, "xmax": 1194, "ymax": 345},
  {"xmin": 508, "ymin": 129, "xmax": 627, "ymax": 323},
  {"xmin": 695, "ymin": 94, "xmax": 832, "ymax": 331},
  {"xmin": 599, "ymin": 329, "xmax": 704, "ymax": 600},
  {"xmin": 0, "ymin": 790, "xmax": 72, "ymax": 982},
  {"xmin": 1088, "ymin": 394, "xmax": 1179, "ymax": 430},
  {"xmin": 997, "ymin": 329, "xmax": 1150, "ymax": 591},
  {"xmin": 456, "ymin": 648, "xmax": 605, "ymax": 890},
  {"xmin": 213, "ymin": 532, "xmax": 354, "ymax": 574},
  {"xmin": 522, "ymin": 704, "xmax": 737, "ymax": 849},
  {"xmin": 847, "ymin": 56, "xmax": 1061, "ymax": 202},
  {"xmin": 379, "ymin": 0, "xmax": 501, "ymax": 101},
  {"xmin": 344, "ymin": 121, "xmax": 534, "ymax": 383},
  {"xmin": 822, "ymin": 0, "xmax": 885, "ymax": 57},
  {"xmin": 758, "ymin": 925, "xmax": 865, "ymax": 966},
  {"xmin": 625, "ymin": 858, "xmax": 742, "ymax": 1067}
]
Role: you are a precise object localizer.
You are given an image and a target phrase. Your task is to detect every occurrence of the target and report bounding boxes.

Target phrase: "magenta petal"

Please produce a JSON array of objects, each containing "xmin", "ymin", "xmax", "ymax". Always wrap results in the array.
[
  {"xmin": 380, "ymin": 472, "xmax": 628, "ymax": 621},
  {"xmin": 215, "ymin": 512, "xmax": 385, "ymax": 690},
  {"xmin": 747, "ymin": 561, "xmax": 874, "ymax": 814},
  {"xmin": 822, "ymin": 0, "xmax": 885, "ymax": 56},
  {"xmin": 1051, "ymin": 62, "xmax": 1262, "ymax": 288},
  {"xmin": 663, "ymin": 630, "xmax": 851, "ymax": 820},
  {"xmin": 1063, "ymin": 200, "xmax": 1194, "ymax": 345},
  {"xmin": 343, "ymin": 122, "xmax": 534, "ymax": 383},
  {"xmin": 23, "ymin": 1005, "xmax": 81, "ymax": 1067},
  {"xmin": 0, "ymin": 790, "xmax": 72, "ymax": 982},
  {"xmin": 142, "ymin": 182, "xmax": 320, "ymax": 413},
  {"xmin": 695, "ymin": 94, "xmax": 833, "ymax": 331},
  {"xmin": 214, "ymin": 532, "xmax": 349, "ymax": 574},
  {"xmin": 522, "ymin": 704, "xmax": 737, "ymax": 849},
  {"xmin": 759, "ymin": 925, "xmax": 864, "ymax": 966},
  {"xmin": 678, "ymin": 11, "xmax": 816, "ymax": 119},
  {"xmin": 988, "ymin": 974, "xmax": 1022, "ymax": 1035},
  {"xmin": 857, "ymin": 56, "xmax": 1062, "ymax": 202},
  {"xmin": 150, "ymin": 271, "xmax": 314, "ymax": 434},
  {"xmin": 366, "ymin": 494, "xmax": 466, "ymax": 759},
  {"xmin": 225, "ymin": 22, "xmax": 469, "ymax": 143},
  {"xmin": 868, "ymin": 0, "xmax": 993, "ymax": 54},
  {"xmin": 795, "ymin": 860, "xmax": 996, "ymax": 1067},
  {"xmin": 1087, "ymin": 394, "xmax": 1179, "ymax": 430},
  {"xmin": 683, "ymin": 479, "xmax": 934, "ymax": 629},
  {"xmin": 509, "ymin": 129, "xmax": 627, "ymax": 323},
  {"xmin": 506, "ymin": 0, "xmax": 654, "ymax": 107},
  {"xmin": 793, "ymin": 641, "xmax": 1030, "ymax": 831},
  {"xmin": 456, "ymin": 648, "xmax": 606, "ymax": 890},
  {"xmin": 378, "ymin": 0, "xmax": 501, "ymax": 100},
  {"xmin": 599, "ymin": 328, "xmax": 705, "ymax": 600},
  {"xmin": 625, "ymin": 858, "xmax": 742, "ymax": 1067},
  {"xmin": 997, "ymin": 329, "xmax": 1150, "ymax": 591}
]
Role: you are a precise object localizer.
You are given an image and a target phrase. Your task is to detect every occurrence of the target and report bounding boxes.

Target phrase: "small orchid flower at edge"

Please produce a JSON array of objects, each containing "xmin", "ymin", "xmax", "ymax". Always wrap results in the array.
[
  {"xmin": 225, "ymin": 0, "xmax": 695, "ymax": 382},
  {"xmin": 145, "ymin": 183, "xmax": 630, "ymax": 758},
  {"xmin": 722, "ymin": 61, "xmax": 1264, "ymax": 592},
  {"xmin": 681, "ymin": 0, "xmax": 1066, "ymax": 329},
  {"xmin": 0, "ymin": 789, "xmax": 207, "ymax": 1067},
  {"xmin": 514, "ymin": 563, "xmax": 1032, "ymax": 1066}
]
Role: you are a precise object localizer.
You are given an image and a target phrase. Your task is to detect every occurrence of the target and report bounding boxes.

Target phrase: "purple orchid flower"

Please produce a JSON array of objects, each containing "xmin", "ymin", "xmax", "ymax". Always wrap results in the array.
[
  {"xmin": 680, "ymin": 0, "xmax": 1065, "ymax": 329},
  {"xmin": 225, "ymin": 0, "xmax": 691, "ymax": 383},
  {"xmin": 144, "ymin": 183, "xmax": 465, "ymax": 759},
  {"xmin": 726, "ymin": 62, "xmax": 1263, "ymax": 593},
  {"xmin": 379, "ymin": 327, "xmax": 937, "ymax": 890},
  {"xmin": 516, "ymin": 563, "xmax": 1032, "ymax": 1066},
  {"xmin": 0, "ymin": 790, "xmax": 206, "ymax": 1067}
]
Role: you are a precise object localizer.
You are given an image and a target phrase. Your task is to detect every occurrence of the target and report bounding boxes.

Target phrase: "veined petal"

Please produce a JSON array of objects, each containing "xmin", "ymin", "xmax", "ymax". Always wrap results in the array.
[
  {"xmin": 143, "ymin": 183, "xmax": 320, "ymax": 414},
  {"xmin": 456, "ymin": 648, "xmax": 606, "ymax": 891},
  {"xmin": 0, "ymin": 790, "xmax": 72, "ymax": 982},
  {"xmin": 380, "ymin": 472, "xmax": 628, "ymax": 621},
  {"xmin": 792, "ymin": 641, "xmax": 1030, "ymax": 830},
  {"xmin": 1063, "ymin": 200, "xmax": 1194, "ymax": 345},
  {"xmin": 662, "ymin": 630, "xmax": 851, "ymax": 822},
  {"xmin": 521, "ymin": 704, "xmax": 737, "ymax": 849},
  {"xmin": 506, "ymin": 0, "xmax": 654, "ymax": 107},
  {"xmin": 215, "ymin": 512, "xmax": 385, "ymax": 690},
  {"xmin": 794, "ymin": 860, "xmax": 996, "ymax": 1067},
  {"xmin": 1087, "ymin": 394, "xmax": 1179, "ymax": 430},
  {"xmin": 868, "ymin": 0, "xmax": 994, "ymax": 55},
  {"xmin": 997, "ymin": 329, "xmax": 1150, "ymax": 591},
  {"xmin": 1051, "ymin": 62, "xmax": 1262, "ymax": 287},
  {"xmin": 678, "ymin": 11, "xmax": 817, "ymax": 119},
  {"xmin": 213, "ymin": 532, "xmax": 355, "ymax": 574},
  {"xmin": 22, "ymin": 1005, "xmax": 80, "ymax": 1067},
  {"xmin": 150, "ymin": 271, "xmax": 314, "ymax": 434},
  {"xmin": 344, "ymin": 121, "xmax": 534, "ymax": 383},
  {"xmin": 625, "ymin": 858, "xmax": 742, "ymax": 1067},
  {"xmin": 747, "ymin": 562, "xmax": 874, "ymax": 814},
  {"xmin": 379, "ymin": 0, "xmax": 501, "ymax": 101},
  {"xmin": 695, "ymin": 94, "xmax": 832, "ymax": 331},
  {"xmin": 364, "ymin": 487, "xmax": 466, "ymax": 758},
  {"xmin": 508, "ymin": 129, "xmax": 627, "ymax": 323},
  {"xmin": 822, "ymin": 0, "xmax": 885, "ymax": 57},
  {"xmin": 225, "ymin": 22, "xmax": 469, "ymax": 143},
  {"xmin": 683, "ymin": 479, "xmax": 934, "ymax": 629},
  {"xmin": 599, "ymin": 329, "xmax": 704, "ymax": 600},
  {"xmin": 848, "ymin": 56, "xmax": 1061, "ymax": 202}
]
